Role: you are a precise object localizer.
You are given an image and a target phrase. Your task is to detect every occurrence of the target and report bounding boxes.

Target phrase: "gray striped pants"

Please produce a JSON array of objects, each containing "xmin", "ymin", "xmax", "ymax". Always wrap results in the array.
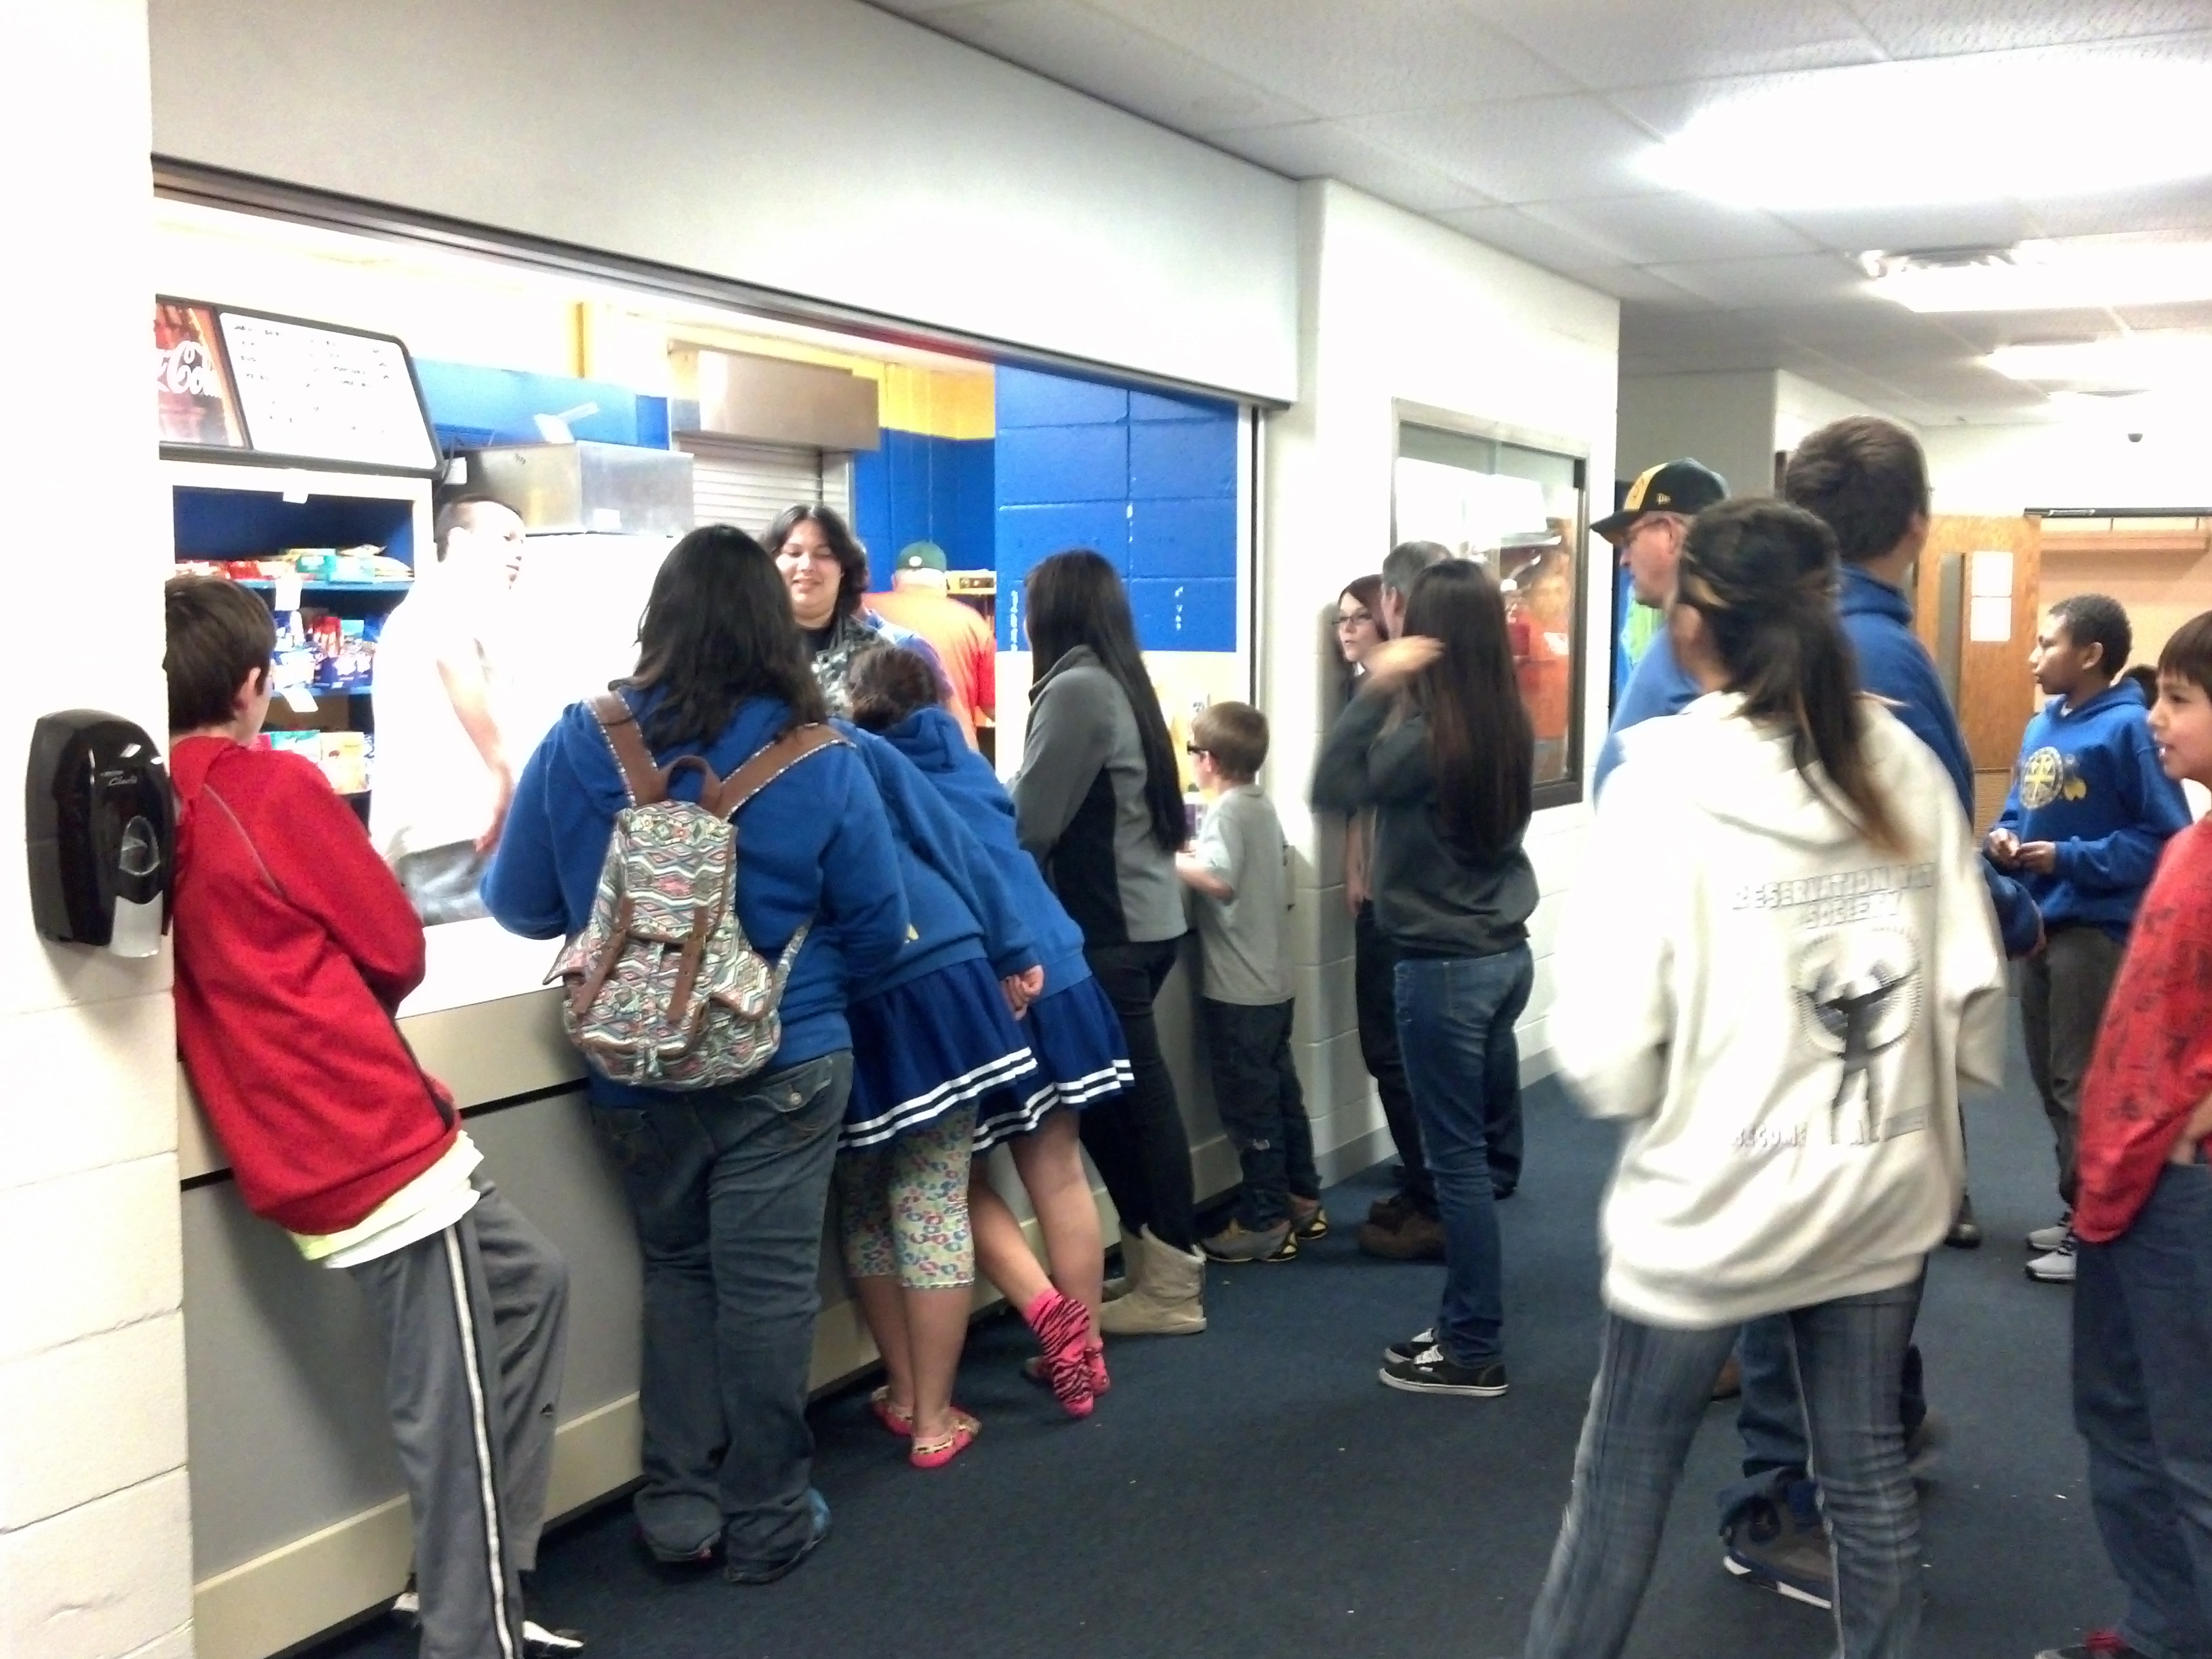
[{"xmin": 348, "ymin": 1179, "xmax": 570, "ymax": 1659}]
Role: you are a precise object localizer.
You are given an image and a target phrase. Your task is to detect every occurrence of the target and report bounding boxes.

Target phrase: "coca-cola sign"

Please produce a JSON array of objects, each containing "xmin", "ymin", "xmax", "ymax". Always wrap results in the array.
[{"xmin": 153, "ymin": 300, "xmax": 244, "ymax": 448}]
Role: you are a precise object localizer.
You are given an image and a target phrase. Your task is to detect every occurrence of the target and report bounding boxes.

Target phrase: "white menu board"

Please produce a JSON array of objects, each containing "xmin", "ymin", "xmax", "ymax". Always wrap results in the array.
[{"xmin": 218, "ymin": 311, "xmax": 438, "ymax": 472}]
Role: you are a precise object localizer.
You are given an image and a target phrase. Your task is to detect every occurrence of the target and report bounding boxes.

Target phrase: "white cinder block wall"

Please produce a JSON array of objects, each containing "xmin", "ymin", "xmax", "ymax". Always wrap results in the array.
[
  {"xmin": 1265, "ymin": 182, "xmax": 1622, "ymax": 1179},
  {"xmin": 0, "ymin": 5, "xmax": 196, "ymax": 1658}
]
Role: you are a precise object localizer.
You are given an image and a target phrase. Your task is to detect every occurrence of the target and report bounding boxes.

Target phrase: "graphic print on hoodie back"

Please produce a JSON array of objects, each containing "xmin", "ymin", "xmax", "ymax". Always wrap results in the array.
[{"xmin": 1551, "ymin": 695, "xmax": 2009, "ymax": 1330}]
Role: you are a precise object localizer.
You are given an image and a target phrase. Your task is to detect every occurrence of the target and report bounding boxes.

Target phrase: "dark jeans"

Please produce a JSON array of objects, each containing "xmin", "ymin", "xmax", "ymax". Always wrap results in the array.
[
  {"xmin": 1355, "ymin": 903, "xmax": 1431, "ymax": 1210},
  {"xmin": 1528, "ymin": 1277, "xmax": 1926, "ymax": 1659},
  {"xmin": 1722, "ymin": 1319, "xmax": 1927, "ymax": 1532},
  {"xmin": 1202, "ymin": 997, "xmax": 1319, "ymax": 1229},
  {"xmin": 2075, "ymin": 1164, "xmax": 2212, "ymax": 1659},
  {"xmin": 1080, "ymin": 937, "xmax": 1197, "ymax": 1250},
  {"xmin": 589, "ymin": 1051, "xmax": 850, "ymax": 1576},
  {"xmin": 2022, "ymin": 924, "xmax": 2126, "ymax": 1208},
  {"xmin": 1393, "ymin": 945, "xmax": 1534, "ymax": 1368}
]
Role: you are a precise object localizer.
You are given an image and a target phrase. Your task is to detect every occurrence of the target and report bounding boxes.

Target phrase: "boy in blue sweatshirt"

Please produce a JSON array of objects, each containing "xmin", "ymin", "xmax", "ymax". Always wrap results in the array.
[{"xmin": 1990, "ymin": 592, "xmax": 2194, "ymax": 1284}]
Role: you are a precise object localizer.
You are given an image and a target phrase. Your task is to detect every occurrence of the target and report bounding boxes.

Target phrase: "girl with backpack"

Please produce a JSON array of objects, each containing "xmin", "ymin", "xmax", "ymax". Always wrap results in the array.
[
  {"xmin": 829, "ymin": 718, "xmax": 1050, "ymax": 1468},
  {"xmin": 1525, "ymin": 499, "xmax": 2007, "ymax": 1659},
  {"xmin": 483, "ymin": 526, "xmax": 909, "ymax": 1582},
  {"xmin": 1012, "ymin": 550, "xmax": 1204, "ymax": 1338},
  {"xmin": 848, "ymin": 646, "xmax": 1130, "ymax": 1416}
]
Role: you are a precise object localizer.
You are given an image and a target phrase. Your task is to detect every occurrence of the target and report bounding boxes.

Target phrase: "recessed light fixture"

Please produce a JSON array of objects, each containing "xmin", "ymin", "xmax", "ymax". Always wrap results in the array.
[
  {"xmin": 1645, "ymin": 54, "xmax": 2212, "ymax": 210},
  {"xmin": 1864, "ymin": 239, "xmax": 2212, "ymax": 313},
  {"xmin": 1984, "ymin": 332, "xmax": 2212, "ymax": 394}
]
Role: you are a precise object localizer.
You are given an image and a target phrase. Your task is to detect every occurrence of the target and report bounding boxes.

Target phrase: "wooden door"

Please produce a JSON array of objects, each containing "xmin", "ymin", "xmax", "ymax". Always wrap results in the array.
[{"xmin": 1912, "ymin": 513, "xmax": 2042, "ymax": 831}]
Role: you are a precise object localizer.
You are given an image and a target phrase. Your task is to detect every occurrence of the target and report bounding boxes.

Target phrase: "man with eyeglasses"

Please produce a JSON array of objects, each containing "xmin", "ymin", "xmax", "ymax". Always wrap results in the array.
[{"xmin": 1590, "ymin": 459, "xmax": 1729, "ymax": 795}]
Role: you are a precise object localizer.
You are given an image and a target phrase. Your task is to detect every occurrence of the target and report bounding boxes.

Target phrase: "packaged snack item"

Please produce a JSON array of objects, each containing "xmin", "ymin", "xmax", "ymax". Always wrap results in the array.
[{"xmin": 320, "ymin": 731, "xmax": 369, "ymax": 796}]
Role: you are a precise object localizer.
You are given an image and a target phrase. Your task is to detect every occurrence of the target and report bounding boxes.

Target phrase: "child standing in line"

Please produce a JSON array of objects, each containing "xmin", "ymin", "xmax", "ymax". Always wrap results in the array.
[
  {"xmin": 1988, "ymin": 593, "xmax": 2192, "ymax": 1284},
  {"xmin": 166, "ymin": 577, "xmax": 574, "ymax": 1658},
  {"xmin": 2036, "ymin": 611, "xmax": 2212, "ymax": 1659},
  {"xmin": 1177, "ymin": 702, "xmax": 1324, "ymax": 1263}
]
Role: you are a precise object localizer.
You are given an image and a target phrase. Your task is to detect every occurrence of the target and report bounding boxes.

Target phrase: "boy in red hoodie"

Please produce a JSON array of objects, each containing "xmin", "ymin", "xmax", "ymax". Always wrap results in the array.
[
  {"xmin": 2039, "ymin": 609, "xmax": 2212, "ymax": 1659},
  {"xmin": 165, "ymin": 576, "xmax": 572, "ymax": 1659}
]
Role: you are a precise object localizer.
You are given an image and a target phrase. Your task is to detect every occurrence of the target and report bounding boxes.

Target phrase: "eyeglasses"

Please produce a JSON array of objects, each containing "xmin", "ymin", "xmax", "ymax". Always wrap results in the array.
[
  {"xmin": 1336, "ymin": 610, "xmax": 1373, "ymax": 628},
  {"xmin": 1185, "ymin": 744, "xmax": 1210, "ymax": 758}
]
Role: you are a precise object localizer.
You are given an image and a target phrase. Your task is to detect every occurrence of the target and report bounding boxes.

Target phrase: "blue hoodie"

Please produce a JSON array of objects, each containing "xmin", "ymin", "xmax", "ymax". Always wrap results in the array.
[
  {"xmin": 1994, "ymin": 679, "xmax": 2193, "ymax": 939},
  {"xmin": 482, "ymin": 689, "xmax": 909, "ymax": 1103},
  {"xmin": 1594, "ymin": 621, "xmax": 1698, "ymax": 794},
  {"xmin": 840, "ymin": 722, "xmax": 1040, "ymax": 997},
  {"xmin": 1838, "ymin": 565, "xmax": 2042, "ymax": 956},
  {"xmin": 877, "ymin": 706, "xmax": 1092, "ymax": 994}
]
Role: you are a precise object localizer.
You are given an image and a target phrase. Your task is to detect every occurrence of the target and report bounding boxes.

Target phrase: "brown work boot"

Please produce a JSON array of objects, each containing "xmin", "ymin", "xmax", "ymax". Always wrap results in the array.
[{"xmin": 1357, "ymin": 1207, "xmax": 1445, "ymax": 1261}]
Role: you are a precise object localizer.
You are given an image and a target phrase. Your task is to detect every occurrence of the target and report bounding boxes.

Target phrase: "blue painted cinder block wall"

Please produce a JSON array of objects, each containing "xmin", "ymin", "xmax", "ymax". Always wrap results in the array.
[
  {"xmin": 993, "ymin": 367, "xmax": 1240, "ymax": 653},
  {"xmin": 852, "ymin": 434, "xmax": 994, "ymax": 592}
]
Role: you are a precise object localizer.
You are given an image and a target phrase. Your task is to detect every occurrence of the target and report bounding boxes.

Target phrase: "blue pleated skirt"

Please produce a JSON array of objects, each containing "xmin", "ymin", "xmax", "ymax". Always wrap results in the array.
[
  {"xmin": 970, "ymin": 973, "xmax": 1132, "ymax": 1153},
  {"xmin": 843, "ymin": 956, "xmax": 1040, "ymax": 1151}
]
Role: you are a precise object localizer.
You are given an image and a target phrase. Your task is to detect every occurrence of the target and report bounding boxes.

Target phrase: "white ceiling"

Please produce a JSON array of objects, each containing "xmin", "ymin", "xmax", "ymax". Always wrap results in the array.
[{"xmin": 866, "ymin": 0, "xmax": 2212, "ymax": 427}]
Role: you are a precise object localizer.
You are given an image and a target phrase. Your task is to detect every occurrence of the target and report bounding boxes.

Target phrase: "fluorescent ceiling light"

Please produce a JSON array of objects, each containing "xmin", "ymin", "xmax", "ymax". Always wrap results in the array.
[
  {"xmin": 1985, "ymin": 332, "xmax": 2212, "ymax": 394},
  {"xmin": 1866, "ymin": 239, "xmax": 2212, "ymax": 313},
  {"xmin": 1645, "ymin": 54, "xmax": 2212, "ymax": 211}
]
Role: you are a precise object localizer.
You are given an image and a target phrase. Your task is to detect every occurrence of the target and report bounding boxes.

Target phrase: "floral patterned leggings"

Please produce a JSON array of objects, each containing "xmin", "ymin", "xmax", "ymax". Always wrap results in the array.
[{"xmin": 834, "ymin": 1106, "xmax": 978, "ymax": 1290}]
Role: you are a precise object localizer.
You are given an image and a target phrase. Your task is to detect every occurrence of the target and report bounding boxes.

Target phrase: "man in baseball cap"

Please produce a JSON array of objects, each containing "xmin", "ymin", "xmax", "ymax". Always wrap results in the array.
[
  {"xmin": 1593, "ymin": 458, "xmax": 1728, "ymax": 793},
  {"xmin": 865, "ymin": 540, "xmax": 996, "ymax": 747}
]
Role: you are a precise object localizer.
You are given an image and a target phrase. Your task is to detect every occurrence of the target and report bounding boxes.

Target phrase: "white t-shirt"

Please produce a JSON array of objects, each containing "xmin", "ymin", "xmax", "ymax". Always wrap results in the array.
[
  {"xmin": 370, "ymin": 565, "xmax": 507, "ymax": 861},
  {"xmin": 291, "ymin": 1132, "xmax": 484, "ymax": 1269}
]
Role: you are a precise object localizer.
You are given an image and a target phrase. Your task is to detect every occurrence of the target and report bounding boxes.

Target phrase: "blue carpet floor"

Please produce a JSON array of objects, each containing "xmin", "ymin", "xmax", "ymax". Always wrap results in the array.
[{"xmin": 308, "ymin": 1029, "xmax": 2124, "ymax": 1659}]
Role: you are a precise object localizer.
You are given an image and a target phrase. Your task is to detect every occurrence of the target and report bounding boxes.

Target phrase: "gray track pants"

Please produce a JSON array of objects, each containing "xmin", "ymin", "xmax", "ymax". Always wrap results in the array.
[{"xmin": 347, "ymin": 1179, "xmax": 570, "ymax": 1659}]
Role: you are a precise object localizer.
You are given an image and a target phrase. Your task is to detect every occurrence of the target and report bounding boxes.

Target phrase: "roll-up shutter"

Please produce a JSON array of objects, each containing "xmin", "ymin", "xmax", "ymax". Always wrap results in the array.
[{"xmin": 676, "ymin": 435, "xmax": 853, "ymax": 539}]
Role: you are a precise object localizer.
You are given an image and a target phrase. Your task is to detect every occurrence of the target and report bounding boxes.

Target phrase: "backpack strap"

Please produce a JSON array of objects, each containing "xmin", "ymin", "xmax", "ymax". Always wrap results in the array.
[
  {"xmin": 589, "ymin": 691, "xmax": 668, "ymax": 806},
  {"xmin": 705, "ymin": 724, "xmax": 849, "ymax": 820}
]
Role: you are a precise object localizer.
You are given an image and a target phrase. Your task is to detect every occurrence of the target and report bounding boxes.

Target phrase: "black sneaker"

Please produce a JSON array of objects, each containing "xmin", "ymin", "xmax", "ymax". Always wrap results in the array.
[
  {"xmin": 524, "ymin": 1622, "xmax": 586, "ymax": 1658},
  {"xmin": 1383, "ymin": 1327, "xmax": 1435, "ymax": 1365},
  {"xmin": 1378, "ymin": 1344, "xmax": 1508, "ymax": 1397},
  {"xmin": 1723, "ymin": 1496, "xmax": 1833, "ymax": 1610}
]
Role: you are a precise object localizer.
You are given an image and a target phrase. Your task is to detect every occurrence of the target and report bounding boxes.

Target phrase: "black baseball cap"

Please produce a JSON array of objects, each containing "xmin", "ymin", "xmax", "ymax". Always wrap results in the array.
[{"xmin": 1593, "ymin": 459, "xmax": 1727, "ymax": 544}]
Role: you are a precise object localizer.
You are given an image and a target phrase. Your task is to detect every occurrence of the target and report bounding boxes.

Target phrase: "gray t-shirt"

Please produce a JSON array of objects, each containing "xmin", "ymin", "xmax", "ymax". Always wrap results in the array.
[{"xmin": 1189, "ymin": 783, "xmax": 1291, "ymax": 1006}]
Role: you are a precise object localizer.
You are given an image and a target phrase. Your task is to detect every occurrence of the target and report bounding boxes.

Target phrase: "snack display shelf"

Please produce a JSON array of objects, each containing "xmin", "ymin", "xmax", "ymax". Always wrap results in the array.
[{"xmin": 237, "ymin": 579, "xmax": 413, "ymax": 594}]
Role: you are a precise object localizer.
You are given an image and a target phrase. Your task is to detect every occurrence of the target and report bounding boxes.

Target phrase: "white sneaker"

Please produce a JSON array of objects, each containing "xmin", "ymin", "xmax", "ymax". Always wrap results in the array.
[
  {"xmin": 2026, "ymin": 1239, "xmax": 2077, "ymax": 1284},
  {"xmin": 2026, "ymin": 1212, "xmax": 2073, "ymax": 1253}
]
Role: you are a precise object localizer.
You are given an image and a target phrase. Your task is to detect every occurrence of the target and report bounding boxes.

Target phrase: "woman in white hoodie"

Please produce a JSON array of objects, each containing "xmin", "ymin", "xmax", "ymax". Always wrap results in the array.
[{"xmin": 1525, "ymin": 499, "xmax": 2007, "ymax": 1659}]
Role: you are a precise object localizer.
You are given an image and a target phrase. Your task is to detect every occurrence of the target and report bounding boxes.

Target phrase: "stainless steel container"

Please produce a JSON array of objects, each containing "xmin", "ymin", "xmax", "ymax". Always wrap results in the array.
[{"xmin": 457, "ymin": 441, "xmax": 696, "ymax": 537}]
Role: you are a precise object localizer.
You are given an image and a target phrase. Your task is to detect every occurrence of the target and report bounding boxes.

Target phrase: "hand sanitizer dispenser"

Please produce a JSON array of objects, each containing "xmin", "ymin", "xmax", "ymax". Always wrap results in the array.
[{"xmin": 26, "ymin": 712, "xmax": 173, "ymax": 958}]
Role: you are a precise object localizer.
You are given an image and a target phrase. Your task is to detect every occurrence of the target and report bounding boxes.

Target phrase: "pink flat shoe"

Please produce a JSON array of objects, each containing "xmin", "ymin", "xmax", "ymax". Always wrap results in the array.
[
  {"xmin": 869, "ymin": 1386, "xmax": 914, "ymax": 1437},
  {"xmin": 909, "ymin": 1410, "xmax": 981, "ymax": 1469}
]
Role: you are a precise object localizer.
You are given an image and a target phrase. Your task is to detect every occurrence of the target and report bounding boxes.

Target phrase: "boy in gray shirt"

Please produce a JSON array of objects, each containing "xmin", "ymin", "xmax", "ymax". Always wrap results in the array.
[{"xmin": 1176, "ymin": 702, "xmax": 1324, "ymax": 1263}]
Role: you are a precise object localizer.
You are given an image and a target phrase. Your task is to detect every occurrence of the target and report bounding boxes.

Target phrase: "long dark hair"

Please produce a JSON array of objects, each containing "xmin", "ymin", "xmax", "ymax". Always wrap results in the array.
[
  {"xmin": 1400, "ymin": 560, "xmax": 1533, "ymax": 862},
  {"xmin": 1025, "ymin": 549, "xmax": 1185, "ymax": 855},
  {"xmin": 1674, "ymin": 498, "xmax": 1903, "ymax": 852},
  {"xmin": 762, "ymin": 503, "xmax": 870, "ymax": 619},
  {"xmin": 624, "ymin": 525, "xmax": 826, "ymax": 748}
]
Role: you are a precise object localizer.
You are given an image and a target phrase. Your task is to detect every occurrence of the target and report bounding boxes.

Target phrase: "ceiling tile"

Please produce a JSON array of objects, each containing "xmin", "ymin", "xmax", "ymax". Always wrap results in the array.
[
  {"xmin": 1429, "ymin": 204, "xmax": 1630, "ymax": 273},
  {"xmin": 1851, "ymin": 0, "xmax": 2212, "ymax": 57},
  {"xmin": 1565, "ymin": 264, "xmax": 1723, "ymax": 306},
  {"xmin": 1523, "ymin": 192, "xmax": 1817, "ymax": 264},
  {"xmin": 914, "ymin": 1, "xmax": 1320, "ymax": 129},
  {"xmin": 2114, "ymin": 299, "xmax": 2212, "ymax": 331},
  {"xmin": 1218, "ymin": 123, "xmax": 1498, "ymax": 211},
  {"xmin": 1460, "ymin": 0, "xmax": 1881, "ymax": 89},
  {"xmin": 1643, "ymin": 251, "xmax": 1869, "ymax": 307},
  {"xmin": 1732, "ymin": 299, "xmax": 1988, "ymax": 354},
  {"xmin": 1084, "ymin": 0, "xmax": 1574, "ymax": 119},
  {"xmin": 1767, "ymin": 200, "xmax": 2051, "ymax": 257},
  {"xmin": 1352, "ymin": 94, "xmax": 1663, "ymax": 205},
  {"xmin": 865, "ymin": 0, "xmax": 985, "ymax": 12},
  {"xmin": 2024, "ymin": 178, "xmax": 2212, "ymax": 239}
]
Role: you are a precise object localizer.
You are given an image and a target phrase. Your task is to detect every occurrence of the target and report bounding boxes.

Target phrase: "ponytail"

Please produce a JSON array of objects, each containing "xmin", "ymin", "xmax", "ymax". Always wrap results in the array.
[{"xmin": 1675, "ymin": 500, "xmax": 1905, "ymax": 854}]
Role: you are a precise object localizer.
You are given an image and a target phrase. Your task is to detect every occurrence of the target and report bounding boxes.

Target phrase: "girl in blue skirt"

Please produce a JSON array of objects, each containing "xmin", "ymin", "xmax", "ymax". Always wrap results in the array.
[
  {"xmin": 834, "ymin": 722, "xmax": 1046, "ymax": 1467},
  {"xmin": 849, "ymin": 648, "xmax": 1131, "ymax": 1416}
]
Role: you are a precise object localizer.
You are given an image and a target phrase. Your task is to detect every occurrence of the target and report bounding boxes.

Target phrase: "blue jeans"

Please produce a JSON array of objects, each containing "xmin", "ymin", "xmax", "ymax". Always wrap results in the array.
[
  {"xmin": 2075, "ymin": 1164, "xmax": 2212, "ymax": 1659},
  {"xmin": 590, "ymin": 1051, "xmax": 851, "ymax": 1576},
  {"xmin": 1393, "ymin": 946, "xmax": 1533, "ymax": 1368},
  {"xmin": 1721, "ymin": 1317, "xmax": 1926, "ymax": 1532},
  {"xmin": 1526, "ymin": 1276, "xmax": 1925, "ymax": 1659}
]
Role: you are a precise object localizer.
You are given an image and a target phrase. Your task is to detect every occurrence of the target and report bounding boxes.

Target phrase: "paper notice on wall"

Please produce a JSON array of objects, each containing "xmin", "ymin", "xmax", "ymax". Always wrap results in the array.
[
  {"xmin": 1969, "ymin": 594, "xmax": 2013, "ymax": 643},
  {"xmin": 1969, "ymin": 550, "xmax": 2014, "ymax": 598}
]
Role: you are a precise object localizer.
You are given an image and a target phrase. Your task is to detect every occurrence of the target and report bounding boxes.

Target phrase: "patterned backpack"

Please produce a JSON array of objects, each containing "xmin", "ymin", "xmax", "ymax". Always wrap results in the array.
[{"xmin": 550, "ymin": 692, "xmax": 847, "ymax": 1089}]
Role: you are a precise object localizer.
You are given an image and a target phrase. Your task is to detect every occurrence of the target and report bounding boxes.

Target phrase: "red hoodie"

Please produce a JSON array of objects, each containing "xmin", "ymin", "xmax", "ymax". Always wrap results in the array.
[
  {"xmin": 171, "ymin": 735, "xmax": 456, "ymax": 1234},
  {"xmin": 2076, "ymin": 819, "xmax": 2212, "ymax": 1244}
]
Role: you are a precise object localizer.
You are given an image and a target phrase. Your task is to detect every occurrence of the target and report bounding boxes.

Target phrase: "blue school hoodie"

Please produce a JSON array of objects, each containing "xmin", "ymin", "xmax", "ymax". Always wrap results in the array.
[
  {"xmin": 1838, "ymin": 565, "xmax": 2042, "ymax": 957},
  {"xmin": 482, "ymin": 689, "xmax": 909, "ymax": 1103},
  {"xmin": 878, "ymin": 706, "xmax": 1092, "ymax": 995},
  {"xmin": 1994, "ymin": 680, "xmax": 2194, "ymax": 939},
  {"xmin": 840, "ymin": 722, "xmax": 1040, "ymax": 998}
]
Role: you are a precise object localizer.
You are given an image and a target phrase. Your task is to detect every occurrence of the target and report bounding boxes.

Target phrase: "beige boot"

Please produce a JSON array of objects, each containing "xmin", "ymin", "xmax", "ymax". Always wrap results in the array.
[
  {"xmin": 1101, "ymin": 1227, "xmax": 1145, "ymax": 1303},
  {"xmin": 1096, "ymin": 1227, "xmax": 1207, "ymax": 1336}
]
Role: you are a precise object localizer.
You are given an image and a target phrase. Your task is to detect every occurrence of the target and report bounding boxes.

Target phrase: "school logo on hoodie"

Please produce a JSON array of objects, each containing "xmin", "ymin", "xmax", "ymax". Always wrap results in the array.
[
  {"xmin": 2018, "ymin": 746, "xmax": 2089, "ymax": 811},
  {"xmin": 1793, "ymin": 926, "xmax": 1925, "ymax": 1147}
]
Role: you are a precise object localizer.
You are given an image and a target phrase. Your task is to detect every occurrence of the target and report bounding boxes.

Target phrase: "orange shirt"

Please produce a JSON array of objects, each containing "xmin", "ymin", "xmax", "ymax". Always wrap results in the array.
[{"xmin": 865, "ymin": 588, "xmax": 996, "ymax": 747}]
